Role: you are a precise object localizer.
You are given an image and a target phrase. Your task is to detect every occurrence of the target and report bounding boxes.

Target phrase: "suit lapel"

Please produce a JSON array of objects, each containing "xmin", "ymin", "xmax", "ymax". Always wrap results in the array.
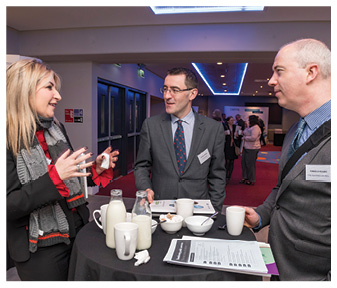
[
  {"xmin": 184, "ymin": 112, "xmax": 205, "ymax": 172},
  {"xmin": 276, "ymin": 133, "xmax": 330, "ymax": 201},
  {"xmin": 275, "ymin": 125, "xmax": 296, "ymax": 200},
  {"xmin": 160, "ymin": 113, "xmax": 180, "ymax": 175}
]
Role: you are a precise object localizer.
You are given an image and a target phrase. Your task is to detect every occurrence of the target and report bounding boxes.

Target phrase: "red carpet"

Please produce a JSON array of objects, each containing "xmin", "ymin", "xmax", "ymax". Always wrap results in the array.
[{"xmin": 97, "ymin": 144, "xmax": 281, "ymax": 208}]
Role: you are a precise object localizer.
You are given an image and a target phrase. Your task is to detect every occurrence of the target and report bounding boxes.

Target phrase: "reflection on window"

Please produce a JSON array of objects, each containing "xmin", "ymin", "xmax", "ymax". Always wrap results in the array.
[
  {"xmin": 111, "ymin": 96, "xmax": 115, "ymax": 134},
  {"xmin": 100, "ymin": 94, "xmax": 105, "ymax": 134}
]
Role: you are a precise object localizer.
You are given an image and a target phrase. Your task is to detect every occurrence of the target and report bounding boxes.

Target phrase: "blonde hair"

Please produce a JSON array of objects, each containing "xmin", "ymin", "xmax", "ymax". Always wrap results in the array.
[{"xmin": 6, "ymin": 59, "xmax": 61, "ymax": 156}]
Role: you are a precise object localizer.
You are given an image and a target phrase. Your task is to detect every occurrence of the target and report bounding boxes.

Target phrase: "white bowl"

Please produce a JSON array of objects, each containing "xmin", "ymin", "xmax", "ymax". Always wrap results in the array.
[
  {"xmin": 151, "ymin": 219, "xmax": 157, "ymax": 234},
  {"xmin": 160, "ymin": 214, "xmax": 184, "ymax": 234},
  {"xmin": 184, "ymin": 215, "xmax": 214, "ymax": 236}
]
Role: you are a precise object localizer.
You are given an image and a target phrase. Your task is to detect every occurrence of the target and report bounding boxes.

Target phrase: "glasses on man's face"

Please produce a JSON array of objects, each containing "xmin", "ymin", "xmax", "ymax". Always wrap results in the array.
[{"xmin": 160, "ymin": 87, "xmax": 193, "ymax": 95}]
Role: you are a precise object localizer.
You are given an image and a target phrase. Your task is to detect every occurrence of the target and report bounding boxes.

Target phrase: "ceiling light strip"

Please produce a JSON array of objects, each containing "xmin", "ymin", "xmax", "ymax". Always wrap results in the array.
[
  {"xmin": 150, "ymin": 6, "xmax": 264, "ymax": 15},
  {"xmin": 192, "ymin": 63, "xmax": 248, "ymax": 96},
  {"xmin": 191, "ymin": 63, "xmax": 216, "ymax": 95}
]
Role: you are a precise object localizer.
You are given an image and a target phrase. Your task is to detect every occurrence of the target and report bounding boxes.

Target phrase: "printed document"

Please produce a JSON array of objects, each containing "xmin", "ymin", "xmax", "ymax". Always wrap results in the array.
[{"xmin": 164, "ymin": 238, "xmax": 268, "ymax": 276}]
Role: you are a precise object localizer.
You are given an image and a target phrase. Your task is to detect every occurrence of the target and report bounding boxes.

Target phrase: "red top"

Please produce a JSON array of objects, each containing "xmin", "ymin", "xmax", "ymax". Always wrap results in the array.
[{"xmin": 36, "ymin": 129, "xmax": 113, "ymax": 197}]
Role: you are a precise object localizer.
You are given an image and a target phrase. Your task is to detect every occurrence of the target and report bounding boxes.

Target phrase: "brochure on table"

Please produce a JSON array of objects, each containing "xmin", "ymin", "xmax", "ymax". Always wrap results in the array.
[
  {"xmin": 150, "ymin": 199, "xmax": 215, "ymax": 215},
  {"xmin": 163, "ymin": 236, "xmax": 279, "ymax": 277}
]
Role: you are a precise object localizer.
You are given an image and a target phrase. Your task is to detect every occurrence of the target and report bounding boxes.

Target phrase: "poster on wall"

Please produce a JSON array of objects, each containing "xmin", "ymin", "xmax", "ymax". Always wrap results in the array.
[
  {"xmin": 65, "ymin": 109, "xmax": 74, "ymax": 123},
  {"xmin": 74, "ymin": 109, "xmax": 84, "ymax": 123},
  {"xmin": 224, "ymin": 106, "xmax": 269, "ymax": 134},
  {"xmin": 65, "ymin": 108, "xmax": 84, "ymax": 123}
]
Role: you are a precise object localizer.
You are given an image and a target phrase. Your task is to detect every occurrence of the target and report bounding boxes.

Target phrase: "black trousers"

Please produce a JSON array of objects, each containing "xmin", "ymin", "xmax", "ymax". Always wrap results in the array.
[
  {"xmin": 14, "ymin": 240, "xmax": 74, "ymax": 281},
  {"xmin": 241, "ymin": 148, "xmax": 259, "ymax": 182}
]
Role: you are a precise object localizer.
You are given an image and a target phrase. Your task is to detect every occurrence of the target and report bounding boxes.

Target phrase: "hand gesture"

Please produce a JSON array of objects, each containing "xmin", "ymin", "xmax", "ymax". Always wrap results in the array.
[
  {"xmin": 95, "ymin": 147, "xmax": 119, "ymax": 175},
  {"xmin": 55, "ymin": 147, "xmax": 93, "ymax": 181}
]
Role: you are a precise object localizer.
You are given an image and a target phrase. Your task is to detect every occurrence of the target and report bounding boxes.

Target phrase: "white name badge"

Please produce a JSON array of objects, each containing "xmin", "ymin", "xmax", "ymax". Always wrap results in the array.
[
  {"xmin": 198, "ymin": 149, "xmax": 211, "ymax": 165},
  {"xmin": 305, "ymin": 165, "xmax": 331, "ymax": 182}
]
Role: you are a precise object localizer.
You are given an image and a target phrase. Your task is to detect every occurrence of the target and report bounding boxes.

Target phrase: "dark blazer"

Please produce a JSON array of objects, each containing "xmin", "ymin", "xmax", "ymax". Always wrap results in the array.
[
  {"xmin": 134, "ymin": 111, "xmax": 226, "ymax": 212},
  {"xmin": 7, "ymin": 125, "xmax": 89, "ymax": 263},
  {"xmin": 255, "ymin": 122, "xmax": 331, "ymax": 280}
]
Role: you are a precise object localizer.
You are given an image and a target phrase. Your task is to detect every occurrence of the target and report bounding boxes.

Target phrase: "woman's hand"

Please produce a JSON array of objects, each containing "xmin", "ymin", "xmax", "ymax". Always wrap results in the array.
[
  {"xmin": 95, "ymin": 147, "xmax": 119, "ymax": 175},
  {"xmin": 55, "ymin": 147, "xmax": 94, "ymax": 181}
]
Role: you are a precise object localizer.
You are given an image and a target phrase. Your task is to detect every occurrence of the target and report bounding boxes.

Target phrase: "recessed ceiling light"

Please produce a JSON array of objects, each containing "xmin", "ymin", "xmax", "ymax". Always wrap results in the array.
[
  {"xmin": 221, "ymin": 75, "xmax": 225, "ymax": 78},
  {"xmin": 150, "ymin": 6, "xmax": 264, "ymax": 14},
  {"xmin": 217, "ymin": 62, "xmax": 223, "ymax": 65}
]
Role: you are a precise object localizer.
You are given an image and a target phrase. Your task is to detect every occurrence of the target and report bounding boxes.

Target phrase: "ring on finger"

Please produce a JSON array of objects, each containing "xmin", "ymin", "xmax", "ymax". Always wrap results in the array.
[{"xmin": 76, "ymin": 164, "xmax": 81, "ymax": 172}]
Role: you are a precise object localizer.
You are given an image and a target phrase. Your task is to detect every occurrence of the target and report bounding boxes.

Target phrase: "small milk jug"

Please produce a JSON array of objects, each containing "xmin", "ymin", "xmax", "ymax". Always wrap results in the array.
[
  {"xmin": 131, "ymin": 190, "xmax": 152, "ymax": 250},
  {"xmin": 106, "ymin": 189, "xmax": 126, "ymax": 249}
]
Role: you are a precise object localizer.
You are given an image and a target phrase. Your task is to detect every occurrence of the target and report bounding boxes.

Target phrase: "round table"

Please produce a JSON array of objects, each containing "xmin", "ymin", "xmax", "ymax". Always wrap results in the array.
[{"xmin": 68, "ymin": 214, "xmax": 262, "ymax": 281}]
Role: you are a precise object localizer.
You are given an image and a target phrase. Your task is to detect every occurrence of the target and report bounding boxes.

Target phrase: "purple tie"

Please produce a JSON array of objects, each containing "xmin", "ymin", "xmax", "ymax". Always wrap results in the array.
[{"xmin": 174, "ymin": 120, "xmax": 186, "ymax": 175}]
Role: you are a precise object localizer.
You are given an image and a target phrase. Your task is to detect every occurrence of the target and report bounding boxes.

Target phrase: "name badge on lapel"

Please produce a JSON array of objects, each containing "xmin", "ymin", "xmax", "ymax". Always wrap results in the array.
[
  {"xmin": 305, "ymin": 165, "xmax": 331, "ymax": 182},
  {"xmin": 198, "ymin": 149, "xmax": 211, "ymax": 165}
]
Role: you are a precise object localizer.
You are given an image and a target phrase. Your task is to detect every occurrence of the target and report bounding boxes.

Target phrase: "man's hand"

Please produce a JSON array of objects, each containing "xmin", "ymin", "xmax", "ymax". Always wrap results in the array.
[
  {"xmin": 243, "ymin": 206, "xmax": 260, "ymax": 228},
  {"xmin": 146, "ymin": 188, "xmax": 154, "ymax": 204}
]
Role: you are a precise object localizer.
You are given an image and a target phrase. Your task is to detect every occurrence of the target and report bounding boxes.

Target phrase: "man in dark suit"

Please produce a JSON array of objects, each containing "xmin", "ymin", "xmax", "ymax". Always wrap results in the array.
[
  {"xmin": 134, "ymin": 68, "xmax": 226, "ymax": 212},
  {"xmin": 244, "ymin": 39, "xmax": 331, "ymax": 280},
  {"xmin": 235, "ymin": 114, "xmax": 245, "ymax": 131}
]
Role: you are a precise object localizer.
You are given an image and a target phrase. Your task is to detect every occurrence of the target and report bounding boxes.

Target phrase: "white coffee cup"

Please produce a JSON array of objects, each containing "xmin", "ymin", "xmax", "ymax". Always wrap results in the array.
[
  {"xmin": 114, "ymin": 222, "xmax": 139, "ymax": 260},
  {"xmin": 93, "ymin": 204, "xmax": 108, "ymax": 234},
  {"xmin": 225, "ymin": 130, "xmax": 230, "ymax": 135},
  {"xmin": 176, "ymin": 198, "xmax": 194, "ymax": 227},
  {"xmin": 226, "ymin": 206, "xmax": 245, "ymax": 236}
]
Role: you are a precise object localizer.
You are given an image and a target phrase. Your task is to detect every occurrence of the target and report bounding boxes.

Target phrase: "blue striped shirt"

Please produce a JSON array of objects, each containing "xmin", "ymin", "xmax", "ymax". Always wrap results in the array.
[{"xmin": 298, "ymin": 99, "xmax": 331, "ymax": 147}]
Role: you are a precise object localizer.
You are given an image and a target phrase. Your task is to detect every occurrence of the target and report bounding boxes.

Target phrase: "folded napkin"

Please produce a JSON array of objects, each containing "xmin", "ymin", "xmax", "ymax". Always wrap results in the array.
[
  {"xmin": 134, "ymin": 250, "xmax": 150, "ymax": 266},
  {"xmin": 100, "ymin": 153, "xmax": 110, "ymax": 169}
]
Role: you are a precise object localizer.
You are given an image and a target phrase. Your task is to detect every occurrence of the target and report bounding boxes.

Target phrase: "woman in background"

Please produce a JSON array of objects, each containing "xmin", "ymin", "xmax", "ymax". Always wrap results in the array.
[
  {"xmin": 224, "ymin": 116, "xmax": 240, "ymax": 183},
  {"xmin": 240, "ymin": 115, "xmax": 261, "ymax": 185},
  {"xmin": 7, "ymin": 59, "xmax": 119, "ymax": 280}
]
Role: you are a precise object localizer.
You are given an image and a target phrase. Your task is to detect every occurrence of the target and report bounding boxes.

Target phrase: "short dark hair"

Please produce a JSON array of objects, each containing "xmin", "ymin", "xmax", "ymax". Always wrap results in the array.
[
  {"xmin": 167, "ymin": 67, "xmax": 198, "ymax": 89},
  {"xmin": 248, "ymin": 115, "xmax": 259, "ymax": 127}
]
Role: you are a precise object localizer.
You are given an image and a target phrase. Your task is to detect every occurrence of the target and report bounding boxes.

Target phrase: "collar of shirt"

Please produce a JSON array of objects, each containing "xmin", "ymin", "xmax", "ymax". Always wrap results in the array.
[
  {"xmin": 171, "ymin": 109, "xmax": 195, "ymax": 158},
  {"xmin": 299, "ymin": 99, "xmax": 331, "ymax": 146}
]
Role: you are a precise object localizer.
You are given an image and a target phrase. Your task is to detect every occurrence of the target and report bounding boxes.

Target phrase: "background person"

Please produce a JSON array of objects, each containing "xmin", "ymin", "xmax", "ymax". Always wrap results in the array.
[
  {"xmin": 134, "ymin": 67, "xmax": 226, "ymax": 212},
  {"xmin": 6, "ymin": 59, "xmax": 119, "ymax": 280},
  {"xmin": 240, "ymin": 115, "xmax": 261, "ymax": 185},
  {"xmin": 257, "ymin": 116, "xmax": 266, "ymax": 146},
  {"xmin": 223, "ymin": 116, "xmax": 240, "ymax": 182},
  {"xmin": 235, "ymin": 113, "xmax": 245, "ymax": 131},
  {"xmin": 211, "ymin": 108, "xmax": 223, "ymax": 122},
  {"xmin": 244, "ymin": 39, "xmax": 331, "ymax": 280}
]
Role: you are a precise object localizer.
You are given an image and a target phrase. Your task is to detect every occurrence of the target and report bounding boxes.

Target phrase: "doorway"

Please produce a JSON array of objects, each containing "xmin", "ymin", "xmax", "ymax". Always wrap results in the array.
[{"xmin": 97, "ymin": 78, "xmax": 147, "ymax": 178}]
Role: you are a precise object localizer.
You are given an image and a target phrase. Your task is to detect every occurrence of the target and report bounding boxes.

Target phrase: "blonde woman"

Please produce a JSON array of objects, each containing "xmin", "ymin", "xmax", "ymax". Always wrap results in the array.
[{"xmin": 7, "ymin": 59, "xmax": 119, "ymax": 280}]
